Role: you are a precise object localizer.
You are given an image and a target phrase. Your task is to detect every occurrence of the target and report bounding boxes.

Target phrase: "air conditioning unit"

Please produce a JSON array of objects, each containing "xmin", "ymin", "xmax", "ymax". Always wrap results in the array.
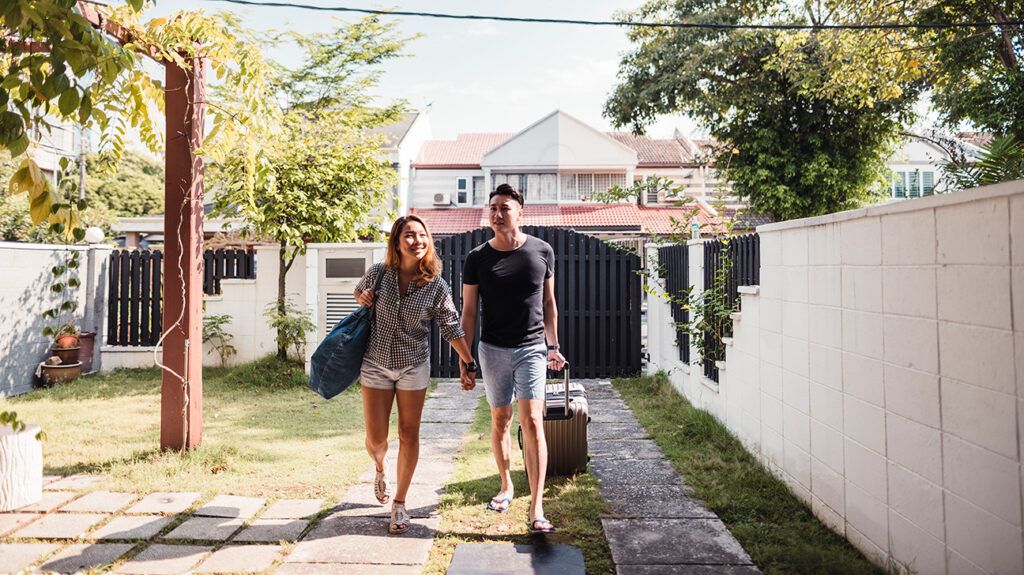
[{"xmin": 433, "ymin": 192, "xmax": 451, "ymax": 205}]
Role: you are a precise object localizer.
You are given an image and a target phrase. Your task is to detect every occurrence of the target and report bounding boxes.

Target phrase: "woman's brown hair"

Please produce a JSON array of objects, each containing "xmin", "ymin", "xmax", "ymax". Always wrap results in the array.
[{"xmin": 384, "ymin": 215, "xmax": 441, "ymax": 285}]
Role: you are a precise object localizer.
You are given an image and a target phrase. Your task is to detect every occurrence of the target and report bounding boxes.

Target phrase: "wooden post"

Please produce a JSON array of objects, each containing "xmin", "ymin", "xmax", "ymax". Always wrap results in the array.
[{"xmin": 161, "ymin": 58, "xmax": 205, "ymax": 451}]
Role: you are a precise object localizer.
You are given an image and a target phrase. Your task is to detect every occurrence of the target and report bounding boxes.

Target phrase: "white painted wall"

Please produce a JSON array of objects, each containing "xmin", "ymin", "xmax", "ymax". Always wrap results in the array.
[
  {"xmin": 99, "ymin": 244, "xmax": 386, "ymax": 371},
  {"xmin": 395, "ymin": 113, "xmax": 433, "ymax": 216},
  {"xmin": 482, "ymin": 110, "xmax": 637, "ymax": 170},
  {"xmin": 409, "ymin": 168, "xmax": 484, "ymax": 209},
  {"xmin": 0, "ymin": 242, "xmax": 110, "ymax": 396},
  {"xmin": 647, "ymin": 179, "xmax": 1024, "ymax": 574}
]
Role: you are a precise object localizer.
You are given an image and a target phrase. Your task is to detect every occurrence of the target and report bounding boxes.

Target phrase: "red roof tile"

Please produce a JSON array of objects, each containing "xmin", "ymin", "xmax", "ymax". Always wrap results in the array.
[
  {"xmin": 607, "ymin": 133, "xmax": 695, "ymax": 166},
  {"xmin": 413, "ymin": 133, "xmax": 512, "ymax": 167},
  {"xmin": 411, "ymin": 203, "xmax": 722, "ymax": 236}
]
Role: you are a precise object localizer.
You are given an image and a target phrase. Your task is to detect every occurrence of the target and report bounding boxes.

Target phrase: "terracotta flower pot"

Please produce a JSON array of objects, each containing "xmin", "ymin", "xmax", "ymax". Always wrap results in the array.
[
  {"xmin": 55, "ymin": 334, "xmax": 79, "ymax": 349},
  {"xmin": 51, "ymin": 347, "xmax": 79, "ymax": 365},
  {"xmin": 39, "ymin": 362, "xmax": 81, "ymax": 387},
  {"xmin": 77, "ymin": 332, "xmax": 96, "ymax": 373}
]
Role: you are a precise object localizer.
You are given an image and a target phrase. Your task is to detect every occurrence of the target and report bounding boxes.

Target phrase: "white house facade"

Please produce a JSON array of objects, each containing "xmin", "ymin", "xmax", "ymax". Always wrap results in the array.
[{"xmin": 885, "ymin": 133, "xmax": 984, "ymax": 200}]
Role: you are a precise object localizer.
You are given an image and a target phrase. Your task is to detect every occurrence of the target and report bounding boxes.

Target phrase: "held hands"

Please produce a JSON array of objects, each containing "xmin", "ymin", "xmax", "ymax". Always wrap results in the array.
[
  {"xmin": 355, "ymin": 290, "xmax": 373, "ymax": 307},
  {"xmin": 547, "ymin": 349, "xmax": 567, "ymax": 371},
  {"xmin": 459, "ymin": 358, "xmax": 477, "ymax": 391}
]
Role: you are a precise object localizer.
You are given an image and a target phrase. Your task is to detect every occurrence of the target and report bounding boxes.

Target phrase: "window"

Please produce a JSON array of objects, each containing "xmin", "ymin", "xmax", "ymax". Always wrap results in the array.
[
  {"xmin": 892, "ymin": 171, "xmax": 907, "ymax": 198},
  {"xmin": 472, "ymin": 176, "xmax": 485, "ymax": 205},
  {"xmin": 456, "ymin": 178, "xmax": 468, "ymax": 205},
  {"xmin": 559, "ymin": 173, "xmax": 627, "ymax": 201},
  {"xmin": 908, "ymin": 171, "xmax": 921, "ymax": 198},
  {"xmin": 922, "ymin": 171, "xmax": 935, "ymax": 196}
]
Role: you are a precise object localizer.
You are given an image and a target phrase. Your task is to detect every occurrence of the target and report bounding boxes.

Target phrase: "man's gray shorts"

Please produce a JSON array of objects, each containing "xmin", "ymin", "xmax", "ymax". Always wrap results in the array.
[{"xmin": 478, "ymin": 341, "xmax": 547, "ymax": 408}]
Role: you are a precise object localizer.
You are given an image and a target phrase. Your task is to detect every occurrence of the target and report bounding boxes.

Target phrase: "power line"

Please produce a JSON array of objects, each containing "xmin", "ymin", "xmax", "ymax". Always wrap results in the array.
[{"xmin": 201, "ymin": 0, "xmax": 1024, "ymax": 31}]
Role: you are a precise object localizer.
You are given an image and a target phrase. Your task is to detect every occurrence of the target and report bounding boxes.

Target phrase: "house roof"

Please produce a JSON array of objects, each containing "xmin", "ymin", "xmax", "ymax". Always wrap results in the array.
[
  {"xmin": 414, "ymin": 133, "xmax": 513, "ymax": 168},
  {"xmin": 957, "ymin": 131, "xmax": 994, "ymax": 149},
  {"xmin": 607, "ymin": 133, "xmax": 695, "ymax": 166},
  {"xmin": 414, "ymin": 126, "xmax": 713, "ymax": 169},
  {"xmin": 410, "ymin": 203, "xmax": 723, "ymax": 236},
  {"xmin": 365, "ymin": 112, "xmax": 421, "ymax": 149}
]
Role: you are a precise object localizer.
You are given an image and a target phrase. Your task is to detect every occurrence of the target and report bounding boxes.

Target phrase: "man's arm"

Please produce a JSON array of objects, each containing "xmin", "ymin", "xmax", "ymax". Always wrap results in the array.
[
  {"xmin": 542, "ymin": 276, "xmax": 566, "ymax": 370},
  {"xmin": 460, "ymin": 283, "xmax": 479, "ymax": 389}
]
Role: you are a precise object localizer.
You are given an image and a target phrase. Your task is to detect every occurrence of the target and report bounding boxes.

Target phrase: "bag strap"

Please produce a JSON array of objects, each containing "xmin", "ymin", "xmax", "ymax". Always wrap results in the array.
[{"xmin": 367, "ymin": 265, "xmax": 386, "ymax": 320}]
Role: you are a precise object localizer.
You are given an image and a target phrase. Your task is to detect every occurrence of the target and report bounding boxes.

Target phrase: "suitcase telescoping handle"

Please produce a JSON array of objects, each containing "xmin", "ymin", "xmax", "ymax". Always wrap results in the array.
[{"xmin": 557, "ymin": 362, "xmax": 571, "ymax": 417}]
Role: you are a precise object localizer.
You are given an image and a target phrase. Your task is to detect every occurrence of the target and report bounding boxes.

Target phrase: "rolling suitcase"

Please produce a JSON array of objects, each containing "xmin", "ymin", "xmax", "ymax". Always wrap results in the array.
[{"xmin": 518, "ymin": 364, "xmax": 590, "ymax": 477}]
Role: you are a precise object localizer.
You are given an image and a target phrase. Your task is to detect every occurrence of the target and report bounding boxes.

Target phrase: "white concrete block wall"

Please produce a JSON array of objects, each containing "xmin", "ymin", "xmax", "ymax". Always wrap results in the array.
[
  {"xmin": 0, "ymin": 242, "xmax": 106, "ymax": 396},
  {"xmin": 646, "ymin": 180, "xmax": 1024, "ymax": 574}
]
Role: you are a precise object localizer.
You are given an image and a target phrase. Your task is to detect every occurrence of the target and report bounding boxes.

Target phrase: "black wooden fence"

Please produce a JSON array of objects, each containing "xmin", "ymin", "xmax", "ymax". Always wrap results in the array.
[
  {"xmin": 106, "ymin": 248, "xmax": 255, "ymax": 346},
  {"xmin": 429, "ymin": 226, "xmax": 643, "ymax": 379},
  {"xmin": 658, "ymin": 234, "xmax": 761, "ymax": 383},
  {"xmin": 657, "ymin": 244, "xmax": 690, "ymax": 363}
]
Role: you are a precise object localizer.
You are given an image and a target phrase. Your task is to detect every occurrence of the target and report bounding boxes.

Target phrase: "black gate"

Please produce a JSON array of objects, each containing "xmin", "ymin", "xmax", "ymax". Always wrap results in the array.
[{"xmin": 429, "ymin": 226, "xmax": 643, "ymax": 379}]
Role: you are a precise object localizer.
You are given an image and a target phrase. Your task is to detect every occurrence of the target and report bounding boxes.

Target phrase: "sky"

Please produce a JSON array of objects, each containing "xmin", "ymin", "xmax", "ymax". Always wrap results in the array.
[{"xmin": 146, "ymin": 0, "xmax": 699, "ymax": 140}]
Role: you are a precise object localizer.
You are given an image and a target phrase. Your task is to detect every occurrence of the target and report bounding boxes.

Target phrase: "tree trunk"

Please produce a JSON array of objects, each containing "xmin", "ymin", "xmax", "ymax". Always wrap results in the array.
[
  {"xmin": 277, "ymin": 241, "xmax": 288, "ymax": 360},
  {"xmin": 0, "ymin": 425, "xmax": 42, "ymax": 512}
]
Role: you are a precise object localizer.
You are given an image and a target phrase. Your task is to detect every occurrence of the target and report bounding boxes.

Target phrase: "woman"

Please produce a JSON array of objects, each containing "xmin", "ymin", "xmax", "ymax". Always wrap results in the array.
[{"xmin": 353, "ymin": 215, "xmax": 477, "ymax": 535}]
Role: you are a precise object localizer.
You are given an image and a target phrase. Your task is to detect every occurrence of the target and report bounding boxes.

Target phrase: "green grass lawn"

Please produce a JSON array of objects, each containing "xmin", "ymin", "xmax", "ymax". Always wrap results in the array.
[
  {"xmin": 614, "ymin": 373, "xmax": 884, "ymax": 575},
  {"xmin": 425, "ymin": 397, "xmax": 613, "ymax": 574},
  {"xmin": 0, "ymin": 356, "xmax": 395, "ymax": 499}
]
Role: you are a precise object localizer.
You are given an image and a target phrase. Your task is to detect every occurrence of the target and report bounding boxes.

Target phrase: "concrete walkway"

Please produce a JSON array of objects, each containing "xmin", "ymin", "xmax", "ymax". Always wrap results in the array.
[
  {"xmin": 0, "ymin": 379, "xmax": 760, "ymax": 574},
  {"xmin": 583, "ymin": 379, "xmax": 761, "ymax": 575},
  {"xmin": 0, "ymin": 384, "xmax": 483, "ymax": 575}
]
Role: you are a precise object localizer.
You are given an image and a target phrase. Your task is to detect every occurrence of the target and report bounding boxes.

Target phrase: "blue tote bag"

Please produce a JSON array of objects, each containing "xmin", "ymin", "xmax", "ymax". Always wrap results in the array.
[{"xmin": 308, "ymin": 268, "xmax": 385, "ymax": 399}]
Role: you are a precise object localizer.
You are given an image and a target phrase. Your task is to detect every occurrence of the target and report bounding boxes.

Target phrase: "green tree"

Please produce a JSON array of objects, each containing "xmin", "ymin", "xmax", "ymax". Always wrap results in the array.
[
  {"xmin": 85, "ymin": 151, "xmax": 164, "ymax": 216},
  {"xmin": 2, "ymin": 2, "xmax": 278, "ymax": 239},
  {"xmin": 919, "ymin": 1, "xmax": 1024, "ymax": 140},
  {"xmin": 605, "ymin": 1, "xmax": 916, "ymax": 221},
  {"xmin": 211, "ymin": 17, "xmax": 410, "ymax": 360}
]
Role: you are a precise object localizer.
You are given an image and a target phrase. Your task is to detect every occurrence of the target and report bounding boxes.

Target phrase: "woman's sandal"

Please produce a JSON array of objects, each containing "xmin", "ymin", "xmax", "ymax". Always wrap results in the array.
[
  {"xmin": 389, "ymin": 501, "xmax": 411, "ymax": 535},
  {"xmin": 528, "ymin": 517, "xmax": 556, "ymax": 534},
  {"xmin": 486, "ymin": 496, "xmax": 513, "ymax": 513},
  {"xmin": 374, "ymin": 457, "xmax": 390, "ymax": 505}
]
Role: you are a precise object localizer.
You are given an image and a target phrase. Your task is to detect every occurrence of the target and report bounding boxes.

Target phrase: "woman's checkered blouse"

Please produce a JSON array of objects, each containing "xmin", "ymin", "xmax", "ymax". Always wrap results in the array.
[{"xmin": 355, "ymin": 263, "xmax": 465, "ymax": 370}]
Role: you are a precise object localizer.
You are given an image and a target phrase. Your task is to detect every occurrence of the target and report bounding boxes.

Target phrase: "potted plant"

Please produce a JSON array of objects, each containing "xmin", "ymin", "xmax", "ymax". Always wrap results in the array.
[
  {"xmin": 0, "ymin": 412, "xmax": 44, "ymax": 512},
  {"xmin": 51, "ymin": 321, "xmax": 81, "ymax": 365}
]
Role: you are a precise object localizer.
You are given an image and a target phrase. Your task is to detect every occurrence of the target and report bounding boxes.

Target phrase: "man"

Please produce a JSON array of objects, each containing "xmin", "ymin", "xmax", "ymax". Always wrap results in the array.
[{"xmin": 460, "ymin": 183, "xmax": 567, "ymax": 534}]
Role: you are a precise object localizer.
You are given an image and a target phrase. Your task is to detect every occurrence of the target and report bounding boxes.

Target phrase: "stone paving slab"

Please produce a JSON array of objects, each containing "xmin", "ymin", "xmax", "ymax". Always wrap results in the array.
[
  {"xmin": 37, "ymin": 543, "xmax": 133, "ymax": 574},
  {"xmin": 126, "ymin": 492, "xmax": 200, "ymax": 515},
  {"xmin": 0, "ymin": 543, "xmax": 58, "ymax": 572},
  {"xmin": 589, "ymin": 439, "xmax": 665, "ymax": 460},
  {"xmin": 287, "ymin": 516, "xmax": 440, "ymax": 565},
  {"xmin": 92, "ymin": 515, "xmax": 173, "ymax": 540},
  {"xmin": 602, "ymin": 518, "xmax": 755, "ymax": 567},
  {"xmin": 163, "ymin": 517, "xmax": 244, "ymax": 541},
  {"xmin": 599, "ymin": 483, "xmax": 715, "ymax": 519},
  {"xmin": 588, "ymin": 399, "xmax": 633, "ymax": 412},
  {"xmin": 45, "ymin": 475, "xmax": 105, "ymax": 491},
  {"xmin": 589, "ymin": 410, "xmax": 642, "ymax": 424},
  {"xmin": 260, "ymin": 499, "xmax": 324, "ymax": 520},
  {"xmin": 17, "ymin": 491, "xmax": 78, "ymax": 513},
  {"xmin": 276, "ymin": 564, "xmax": 422, "ymax": 575},
  {"xmin": 114, "ymin": 544, "xmax": 212, "ymax": 574},
  {"xmin": 419, "ymin": 408, "xmax": 476, "ymax": 423},
  {"xmin": 42, "ymin": 475, "xmax": 61, "ymax": 486},
  {"xmin": 12, "ymin": 512, "xmax": 107, "ymax": 539},
  {"xmin": 590, "ymin": 458, "xmax": 681, "ymax": 487},
  {"xmin": 419, "ymin": 422, "xmax": 471, "ymax": 440},
  {"xmin": 446, "ymin": 543, "xmax": 585, "ymax": 575},
  {"xmin": 231, "ymin": 519, "xmax": 308, "ymax": 542},
  {"xmin": 588, "ymin": 422, "xmax": 650, "ymax": 440},
  {"xmin": 0, "ymin": 513, "xmax": 42, "ymax": 537},
  {"xmin": 334, "ymin": 483, "xmax": 441, "ymax": 518},
  {"xmin": 617, "ymin": 565, "xmax": 763, "ymax": 574},
  {"xmin": 193, "ymin": 544, "xmax": 281, "ymax": 573},
  {"xmin": 60, "ymin": 491, "xmax": 137, "ymax": 513},
  {"xmin": 357, "ymin": 459, "xmax": 456, "ymax": 485},
  {"xmin": 194, "ymin": 495, "xmax": 265, "ymax": 519}
]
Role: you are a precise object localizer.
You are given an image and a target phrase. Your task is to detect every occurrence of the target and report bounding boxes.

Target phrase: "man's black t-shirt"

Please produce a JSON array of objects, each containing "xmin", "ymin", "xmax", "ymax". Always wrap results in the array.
[{"xmin": 463, "ymin": 235, "xmax": 555, "ymax": 348}]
